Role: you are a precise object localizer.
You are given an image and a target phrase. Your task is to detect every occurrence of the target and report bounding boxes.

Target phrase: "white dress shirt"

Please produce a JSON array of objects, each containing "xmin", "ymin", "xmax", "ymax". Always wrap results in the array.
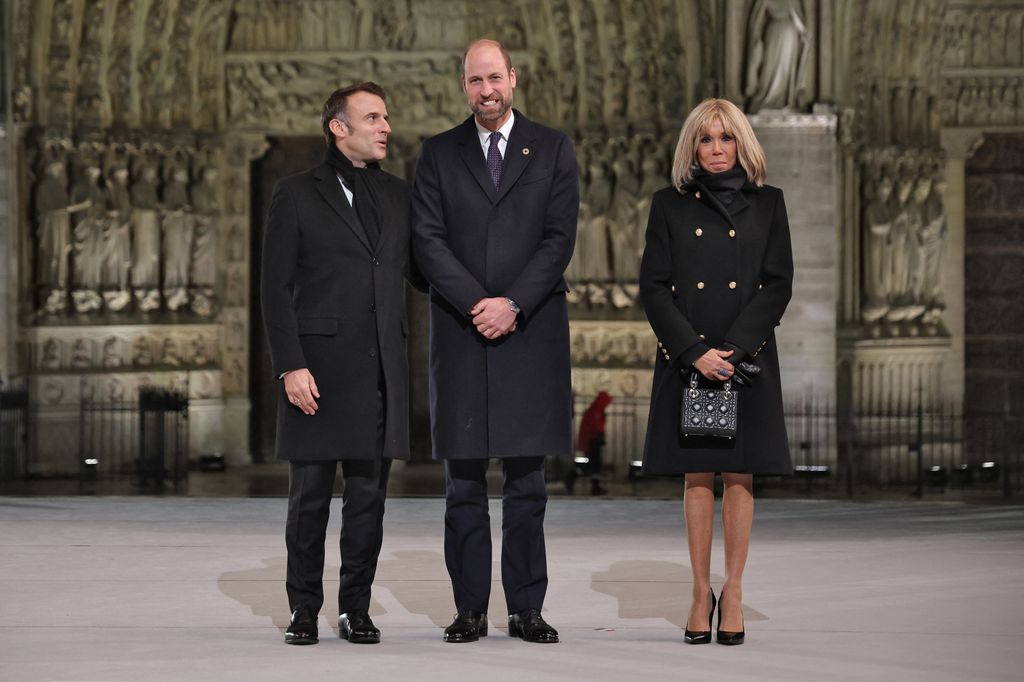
[{"xmin": 474, "ymin": 110, "xmax": 516, "ymax": 161}]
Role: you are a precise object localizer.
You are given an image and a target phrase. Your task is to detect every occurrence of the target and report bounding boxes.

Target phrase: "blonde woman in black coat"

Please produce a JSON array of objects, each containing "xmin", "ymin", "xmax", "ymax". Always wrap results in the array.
[{"xmin": 639, "ymin": 98, "xmax": 793, "ymax": 646}]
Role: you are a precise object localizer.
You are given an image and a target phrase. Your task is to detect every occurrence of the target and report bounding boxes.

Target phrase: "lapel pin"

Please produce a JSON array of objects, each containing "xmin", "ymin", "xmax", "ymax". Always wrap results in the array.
[{"xmin": 523, "ymin": 148, "xmax": 530, "ymax": 155}]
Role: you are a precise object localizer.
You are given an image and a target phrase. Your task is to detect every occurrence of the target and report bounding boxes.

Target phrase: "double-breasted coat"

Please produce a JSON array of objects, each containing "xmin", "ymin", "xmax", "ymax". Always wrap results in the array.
[
  {"xmin": 639, "ymin": 181, "xmax": 794, "ymax": 475},
  {"xmin": 411, "ymin": 112, "xmax": 579, "ymax": 460},
  {"xmin": 261, "ymin": 162, "xmax": 416, "ymax": 461}
]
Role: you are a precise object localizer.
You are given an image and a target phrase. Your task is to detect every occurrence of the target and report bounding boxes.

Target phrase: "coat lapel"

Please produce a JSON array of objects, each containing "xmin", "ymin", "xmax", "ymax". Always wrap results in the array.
[
  {"xmin": 494, "ymin": 111, "xmax": 538, "ymax": 205},
  {"xmin": 314, "ymin": 163, "xmax": 373, "ymax": 254},
  {"xmin": 456, "ymin": 118, "xmax": 499, "ymax": 203},
  {"xmin": 693, "ymin": 181, "xmax": 752, "ymax": 231}
]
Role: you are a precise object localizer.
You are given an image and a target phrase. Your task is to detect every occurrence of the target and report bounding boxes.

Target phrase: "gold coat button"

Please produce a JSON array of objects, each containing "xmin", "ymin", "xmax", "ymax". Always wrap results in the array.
[
  {"xmin": 729, "ymin": 281, "xmax": 737, "ymax": 289},
  {"xmin": 671, "ymin": 284, "xmax": 677, "ymax": 294},
  {"xmin": 699, "ymin": 334, "xmax": 706, "ymax": 340},
  {"xmin": 695, "ymin": 191, "xmax": 701, "ymax": 199},
  {"xmin": 697, "ymin": 281, "xmax": 705, "ymax": 290},
  {"xmin": 728, "ymin": 229, "xmax": 736, "ymax": 238},
  {"xmin": 695, "ymin": 227, "xmax": 703, "ymax": 237}
]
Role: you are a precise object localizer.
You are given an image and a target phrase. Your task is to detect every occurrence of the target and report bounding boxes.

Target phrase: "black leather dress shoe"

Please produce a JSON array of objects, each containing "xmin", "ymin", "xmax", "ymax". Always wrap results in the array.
[
  {"xmin": 284, "ymin": 606, "xmax": 318, "ymax": 645},
  {"xmin": 443, "ymin": 610, "xmax": 487, "ymax": 643},
  {"xmin": 339, "ymin": 610, "xmax": 380, "ymax": 644},
  {"xmin": 508, "ymin": 609, "xmax": 559, "ymax": 643}
]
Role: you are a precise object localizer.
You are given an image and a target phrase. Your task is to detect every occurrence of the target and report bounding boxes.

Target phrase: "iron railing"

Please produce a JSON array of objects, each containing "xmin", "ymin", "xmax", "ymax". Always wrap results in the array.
[
  {"xmin": 570, "ymin": 389, "xmax": 1023, "ymax": 497},
  {"xmin": 0, "ymin": 381, "xmax": 30, "ymax": 480},
  {"xmin": 77, "ymin": 386, "xmax": 190, "ymax": 489}
]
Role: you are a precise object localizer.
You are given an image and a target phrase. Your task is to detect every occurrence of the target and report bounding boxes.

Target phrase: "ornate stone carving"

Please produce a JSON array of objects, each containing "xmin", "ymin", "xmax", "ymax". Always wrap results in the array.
[
  {"xmin": 744, "ymin": 0, "xmax": 811, "ymax": 112},
  {"xmin": 34, "ymin": 149, "xmax": 74, "ymax": 313},
  {"xmin": 858, "ymin": 150, "xmax": 947, "ymax": 337},
  {"xmin": 569, "ymin": 321, "xmax": 657, "ymax": 369}
]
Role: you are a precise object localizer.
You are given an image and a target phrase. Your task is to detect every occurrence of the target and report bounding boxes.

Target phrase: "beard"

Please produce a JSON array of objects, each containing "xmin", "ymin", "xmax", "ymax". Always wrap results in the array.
[{"xmin": 472, "ymin": 93, "xmax": 511, "ymax": 121}]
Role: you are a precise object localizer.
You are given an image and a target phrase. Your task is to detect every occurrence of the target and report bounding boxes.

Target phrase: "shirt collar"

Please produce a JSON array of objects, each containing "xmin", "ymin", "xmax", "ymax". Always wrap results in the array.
[{"xmin": 475, "ymin": 110, "xmax": 516, "ymax": 146}]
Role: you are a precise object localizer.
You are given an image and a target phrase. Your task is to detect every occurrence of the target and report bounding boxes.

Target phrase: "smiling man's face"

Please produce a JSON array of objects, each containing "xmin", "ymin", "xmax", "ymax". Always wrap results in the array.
[{"xmin": 462, "ymin": 43, "xmax": 516, "ymax": 131}]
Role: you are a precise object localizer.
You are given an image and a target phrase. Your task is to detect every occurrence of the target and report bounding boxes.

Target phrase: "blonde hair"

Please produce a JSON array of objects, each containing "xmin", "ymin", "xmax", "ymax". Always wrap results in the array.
[{"xmin": 671, "ymin": 98, "xmax": 767, "ymax": 191}]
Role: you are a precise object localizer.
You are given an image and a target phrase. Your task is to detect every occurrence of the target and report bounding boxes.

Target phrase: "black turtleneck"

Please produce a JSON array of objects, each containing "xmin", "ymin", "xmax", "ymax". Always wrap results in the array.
[{"xmin": 691, "ymin": 164, "xmax": 749, "ymax": 216}]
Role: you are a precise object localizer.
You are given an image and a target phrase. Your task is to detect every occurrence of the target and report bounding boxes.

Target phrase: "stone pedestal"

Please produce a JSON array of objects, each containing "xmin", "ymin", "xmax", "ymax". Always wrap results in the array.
[{"xmin": 750, "ymin": 112, "xmax": 839, "ymax": 400}]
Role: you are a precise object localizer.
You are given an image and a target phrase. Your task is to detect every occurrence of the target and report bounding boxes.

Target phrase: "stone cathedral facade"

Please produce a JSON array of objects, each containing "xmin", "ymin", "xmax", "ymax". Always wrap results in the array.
[{"xmin": 0, "ymin": 0, "xmax": 1021, "ymax": 470}]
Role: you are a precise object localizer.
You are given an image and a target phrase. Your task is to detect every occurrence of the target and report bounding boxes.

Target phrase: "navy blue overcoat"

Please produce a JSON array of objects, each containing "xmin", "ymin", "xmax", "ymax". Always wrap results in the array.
[{"xmin": 412, "ymin": 111, "xmax": 579, "ymax": 460}]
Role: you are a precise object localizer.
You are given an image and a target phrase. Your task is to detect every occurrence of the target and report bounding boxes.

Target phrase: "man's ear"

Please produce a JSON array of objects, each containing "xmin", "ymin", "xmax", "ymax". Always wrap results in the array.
[
  {"xmin": 329, "ymin": 118, "xmax": 349, "ymax": 141},
  {"xmin": 509, "ymin": 67, "xmax": 517, "ymax": 89}
]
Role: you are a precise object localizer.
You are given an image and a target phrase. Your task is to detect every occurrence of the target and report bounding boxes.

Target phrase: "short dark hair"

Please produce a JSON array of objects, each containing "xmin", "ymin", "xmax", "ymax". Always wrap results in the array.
[
  {"xmin": 321, "ymin": 82, "xmax": 387, "ymax": 146},
  {"xmin": 462, "ymin": 39, "xmax": 513, "ymax": 75}
]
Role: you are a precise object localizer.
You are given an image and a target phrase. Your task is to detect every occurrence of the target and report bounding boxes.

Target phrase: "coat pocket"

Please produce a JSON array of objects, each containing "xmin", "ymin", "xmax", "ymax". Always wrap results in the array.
[{"xmin": 297, "ymin": 317, "xmax": 339, "ymax": 336}]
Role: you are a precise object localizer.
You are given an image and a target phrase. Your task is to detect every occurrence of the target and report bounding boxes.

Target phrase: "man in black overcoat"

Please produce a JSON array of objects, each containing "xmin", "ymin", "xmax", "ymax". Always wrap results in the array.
[
  {"xmin": 412, "ymin": 39, "xmax": 578, "ymax": 644},
  {"xmin": 261, "ymin": 82, "xmax": 421, "ymax": 645}
]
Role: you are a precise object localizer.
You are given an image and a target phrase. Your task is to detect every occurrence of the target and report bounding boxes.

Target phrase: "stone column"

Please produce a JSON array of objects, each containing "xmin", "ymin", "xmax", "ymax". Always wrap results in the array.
[
  {"xmin": 750, "ymin": 111, "xmax": 839, "ymax": 399},
  {"xmin": 220, "ymin": 133, "xmax": 269, "ymax": 466},
  {"xmin": 0, "ymin": 124, "xmax": 11, "ymax": 381},
  {"xmin": 0, "ymin": 0, "xmax": 11, "ymax": 380},
  {"xmin": 938, "ymin": 127, "xmax": 984, "ymax": 409}
]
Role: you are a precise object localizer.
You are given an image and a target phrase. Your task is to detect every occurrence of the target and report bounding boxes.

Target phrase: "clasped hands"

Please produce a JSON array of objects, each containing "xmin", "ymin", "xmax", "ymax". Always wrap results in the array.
[
  {"xmin": 693, "ymin": 348, "xmax": 735, "ymax": 382},
  {"xmin": 693, "ymin": 345, "xmax": 761, "ymax": 385},
  {"xmin": 470, "ymin": 297, "xmax": 518, "ymax": 340}
]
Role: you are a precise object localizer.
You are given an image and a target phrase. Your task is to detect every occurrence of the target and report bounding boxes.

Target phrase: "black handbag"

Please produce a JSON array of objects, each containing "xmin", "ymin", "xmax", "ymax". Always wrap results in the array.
[{"xmin": 680, "ymin": 371, "xmax": 738, "ymax": 438}]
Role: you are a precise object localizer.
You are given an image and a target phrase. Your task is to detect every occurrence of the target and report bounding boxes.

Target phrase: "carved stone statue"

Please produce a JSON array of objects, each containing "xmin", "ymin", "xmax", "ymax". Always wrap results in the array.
[
  {"xmin": 189, "ymin": 167, "xmax": 220, "ymax": 316},
  {"xmin": 102, "ymin": 166, "xmax": 133, "ymax": 311},
  {"xmin": 34, "ymin": 158, "xmax": 73, "ymax": 313},
  {"xmin": 920, "ymin": 174, "xmax": 948, "ymax": 326},
  {"xmin": 580, "ymin": 160, "xmax": 613, "ymax": 305},
  {"xmin": 744, "ymin": 0, "xmax": 810, "ymax": 112},
  {"xmin": 70, "ymin": 163, "xmax": 107, "ymax": 313},
  {"xmin": 609, "ymin": 155, "xmax": 641, "ymax": 308},
  {"xmin": 903, "ymin": 174, "xmax": 931, "ymax": 322},
  {"xmin": 161, "ymin": 165, "xmax": 194, "ymax": 311},
  {"xmin": 885, "ymin": 175, "xmax": 915, "ymax": 324},
  {"xmin": 131, "ymin": 163, "xmax": 162, "ymax": 311},
  {"xmin": 861, "ymin": 176, "xmax": 893, "ymax": 325}
]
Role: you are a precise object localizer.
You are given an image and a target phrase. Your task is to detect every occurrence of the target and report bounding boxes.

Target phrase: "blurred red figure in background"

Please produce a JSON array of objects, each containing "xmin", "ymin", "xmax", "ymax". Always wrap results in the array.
[{"xmin": 569, "ymin": 391, "xmax": 613, "ymax": 496}]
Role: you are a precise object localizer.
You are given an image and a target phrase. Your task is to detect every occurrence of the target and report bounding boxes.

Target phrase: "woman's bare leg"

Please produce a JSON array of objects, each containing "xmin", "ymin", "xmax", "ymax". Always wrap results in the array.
[
  {"xmin": 719, "ymin": 472, "xmax": 753, "ymax": 631},
  {"xmin": 684, "ymin": 472, "xmax": 715, "ymax": 631}
]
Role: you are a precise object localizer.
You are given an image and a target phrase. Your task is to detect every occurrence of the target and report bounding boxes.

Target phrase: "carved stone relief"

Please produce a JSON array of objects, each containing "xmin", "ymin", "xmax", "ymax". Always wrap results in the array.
[
  {"xmin": 570, "ymin": 321, "xmax": 656, "ymax": 369},
  {"xmin": 28, "ymin": 326, "xmax": 222, "ymax": 373},
  {"xmin": 27, "ymin": 134, "xmax": 225, "ymax": 318},
  {"xmin": 858, "ymin": 149, "xmax": 947, "ymax": 337}
]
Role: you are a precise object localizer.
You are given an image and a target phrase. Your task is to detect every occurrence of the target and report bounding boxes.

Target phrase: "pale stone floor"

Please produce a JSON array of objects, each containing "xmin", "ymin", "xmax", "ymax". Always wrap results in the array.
[{"xmin": 1, "ymin": 495, "xmax": 1022, "ymax": 681}]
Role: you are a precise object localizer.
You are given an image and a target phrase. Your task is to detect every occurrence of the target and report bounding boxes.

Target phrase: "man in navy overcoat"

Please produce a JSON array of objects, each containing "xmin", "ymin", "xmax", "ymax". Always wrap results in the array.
[{"xmin": 412, "ymin": 39, "xmax": 578, "ymax": 644}]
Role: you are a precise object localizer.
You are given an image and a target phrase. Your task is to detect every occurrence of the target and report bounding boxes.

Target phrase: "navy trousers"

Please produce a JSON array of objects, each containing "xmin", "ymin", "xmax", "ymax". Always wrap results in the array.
[{"xmin": 443, "ymin": 456, "xmax": 548, "ymax": 615}]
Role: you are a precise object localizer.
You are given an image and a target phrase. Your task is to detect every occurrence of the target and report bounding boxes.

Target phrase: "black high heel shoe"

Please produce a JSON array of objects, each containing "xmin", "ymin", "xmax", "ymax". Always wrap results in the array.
[
  {"xmin": 715, "ymin": 594, "xmax": 745, "ymax": 645},
  {"xmin": 684, "ymin": 590, "xmax": 716, "ymax": 644}
]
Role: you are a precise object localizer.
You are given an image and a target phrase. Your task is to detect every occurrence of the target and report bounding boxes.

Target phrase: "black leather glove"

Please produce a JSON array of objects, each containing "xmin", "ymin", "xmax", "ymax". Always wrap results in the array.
[{"xmin": 721, "ymin": 342, "xmax": 760, "ymax": 386}]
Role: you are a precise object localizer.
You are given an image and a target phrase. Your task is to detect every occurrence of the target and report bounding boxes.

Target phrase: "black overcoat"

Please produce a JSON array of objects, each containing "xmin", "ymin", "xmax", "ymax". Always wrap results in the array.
[
  {"xmin": 639, "ymin": 181, "xmax": 794, "ymax": 475},
  {"xmin": 411, "ymin": 112, "xmax": 579, "ymax": 460},
  {"xmin": 261, "ymin": 161, "xmax": 416, "ymax": 461}
]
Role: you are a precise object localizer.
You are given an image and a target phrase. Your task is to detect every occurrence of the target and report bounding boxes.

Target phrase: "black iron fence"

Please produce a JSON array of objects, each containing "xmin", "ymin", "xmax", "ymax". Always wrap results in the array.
[
  {"xmin": 0, "ymin": 383, "xmax": 190, "ymax": 489},
  {"xmin": 78, "ymin": 387, "xmax": 190, "ymax": 489},
  {"xmin": 0, "ymin": 382, "xmax": 30, "ymax": 480},
  {"xmin": 571, "ymin": 390, "xmax": 1024, "ymax": 498}
]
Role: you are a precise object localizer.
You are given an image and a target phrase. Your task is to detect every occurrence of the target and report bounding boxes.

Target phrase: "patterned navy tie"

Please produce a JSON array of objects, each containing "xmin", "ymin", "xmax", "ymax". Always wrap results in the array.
[{"xmin": 487, "ymin": 131, "xmax": 503, "ymax": 189}]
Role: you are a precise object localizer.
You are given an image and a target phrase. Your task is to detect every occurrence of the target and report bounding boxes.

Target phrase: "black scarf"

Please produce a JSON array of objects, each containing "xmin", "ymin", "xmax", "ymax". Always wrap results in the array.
[
  {"xmin": 324, "ymin": 145, "xmax": 383, "ymax": 247},
  {"xmin": 691, "ymin": 164, "xmax": 749, "ymax": 216}
]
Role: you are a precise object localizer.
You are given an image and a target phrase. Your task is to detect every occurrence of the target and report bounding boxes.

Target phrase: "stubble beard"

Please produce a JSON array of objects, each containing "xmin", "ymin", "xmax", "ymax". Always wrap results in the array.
[{"xmin": 473, "ymin": 94, "xmax": 511, "ymax": 122}]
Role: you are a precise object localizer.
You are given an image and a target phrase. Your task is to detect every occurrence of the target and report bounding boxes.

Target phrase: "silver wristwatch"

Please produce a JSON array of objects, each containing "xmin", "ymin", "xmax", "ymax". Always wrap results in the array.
[{"xmin": 506, "ymin": 297, "xmax": 521, "ymax": 314}]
